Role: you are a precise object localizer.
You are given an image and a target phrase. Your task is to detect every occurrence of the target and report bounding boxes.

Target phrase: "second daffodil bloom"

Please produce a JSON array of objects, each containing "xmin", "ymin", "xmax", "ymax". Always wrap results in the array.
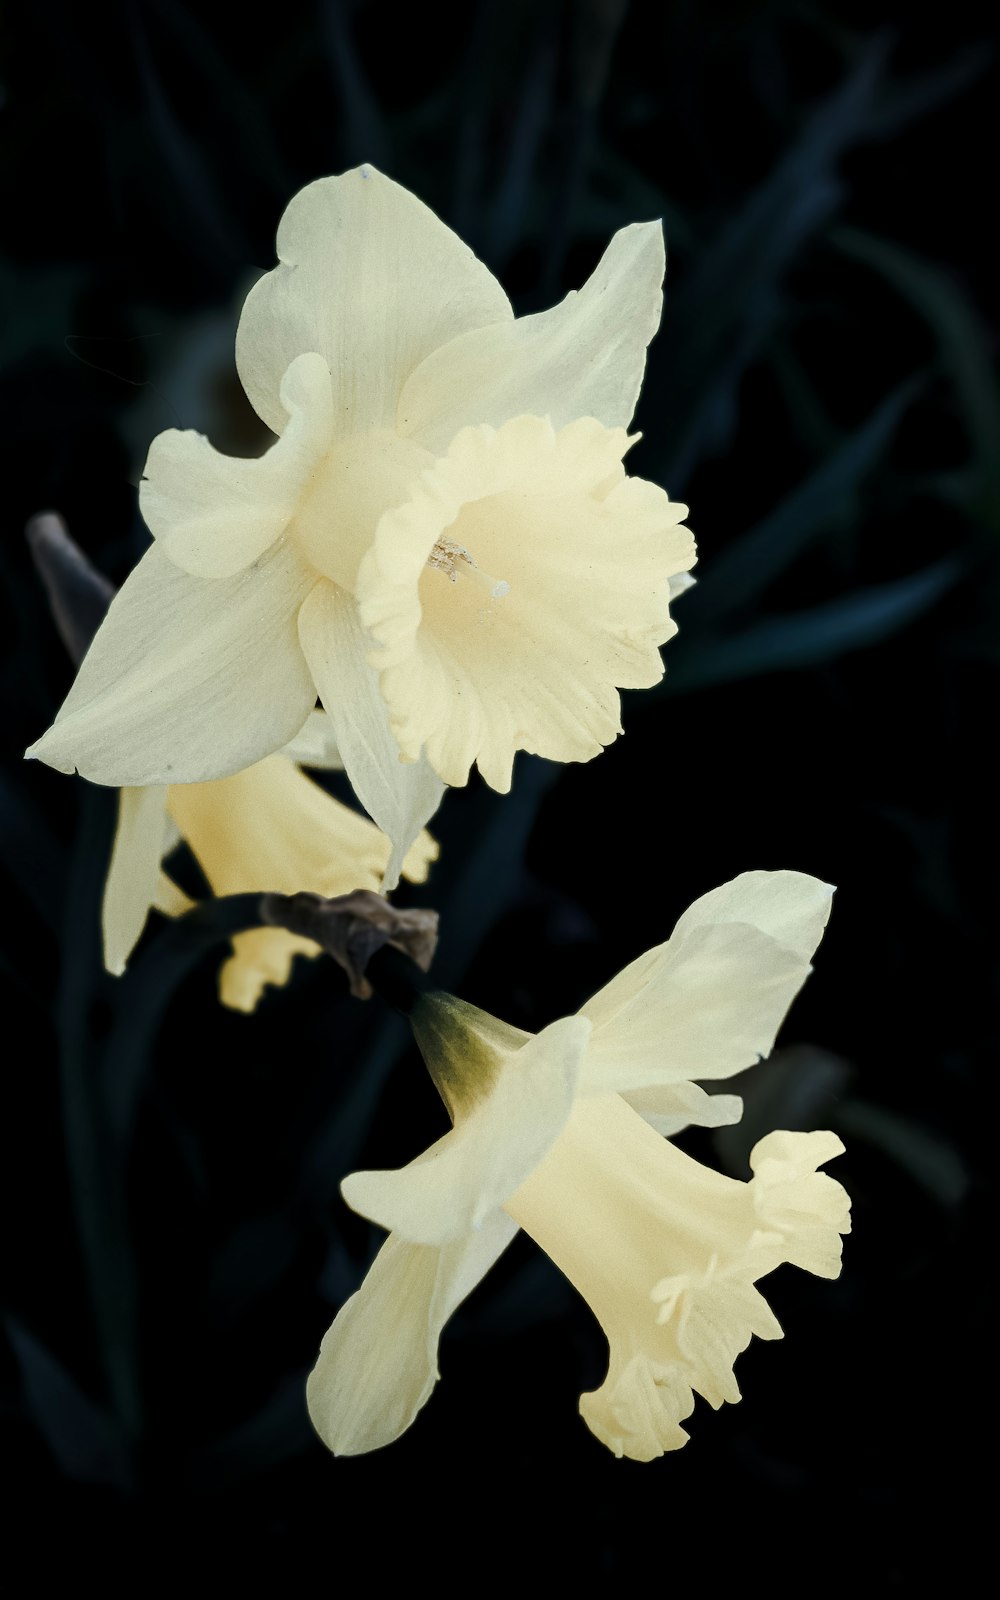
[
  {"xmin": 102, "ymin": 711, "xmax": 436, "ymax": 1012},
  {"xmin": 306, "ymin": 871, "xmax": 851, "ymax": 1461},
  {"xmin": 27, "ymin": 165, "xmax": 695, "ymax": 881}
]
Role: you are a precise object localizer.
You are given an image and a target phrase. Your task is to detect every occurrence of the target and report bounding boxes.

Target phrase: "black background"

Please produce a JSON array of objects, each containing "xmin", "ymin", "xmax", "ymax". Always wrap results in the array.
[{"xmin": 1, "ymin": 0, "xmax": 994, "ymax": 1583}]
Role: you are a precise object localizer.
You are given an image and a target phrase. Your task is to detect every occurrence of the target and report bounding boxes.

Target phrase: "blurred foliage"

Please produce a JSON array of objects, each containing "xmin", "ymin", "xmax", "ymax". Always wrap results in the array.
[{"xmin": 0, "ymin": 0, "xmax": 994, "ymax": 1582}]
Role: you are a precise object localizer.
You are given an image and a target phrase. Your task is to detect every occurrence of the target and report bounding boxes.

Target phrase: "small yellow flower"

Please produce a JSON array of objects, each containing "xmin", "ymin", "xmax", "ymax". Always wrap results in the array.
[
  {"xmin": 102, "ymin": 711, "xmax": 436, "ymax": 1012},
  {"xmin": 28, "ymin": 166, "xmax": 694, "ymax": 875},
  {"xmin": 305, "ymin": 871, "xmax": 850, "ymax": 1460}
]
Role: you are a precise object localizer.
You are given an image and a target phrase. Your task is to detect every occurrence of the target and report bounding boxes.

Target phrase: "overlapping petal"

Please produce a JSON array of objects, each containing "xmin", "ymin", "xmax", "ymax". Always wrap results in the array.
[
  {"xmin": 306, "ymin": 1212, "xmax": 518, "ymax": 1456},
  {"xmin": 398, "ymin": 221, "xmax": 665, "ymax": 451},
  {"xmin": 342, "ymin": 1012, "xmax": 591, "ymax": 1245},
  {"xmin": 298, "ymin": 580, "xmax": 445, "ymax": 889},
  {"xmin": 236, "ymin": 166, "xmax": 512, "ymax": 437},
  {"xmin": 26, "ymin": 541, "xmax": 316, "ymax": 786},
  {"xmin": 578, "ymin": 871, "xmax": 834, "ymax": 1107},
  {"xmin": 140, "ymin": 353, "xmax": 335, "ymax": 579}
]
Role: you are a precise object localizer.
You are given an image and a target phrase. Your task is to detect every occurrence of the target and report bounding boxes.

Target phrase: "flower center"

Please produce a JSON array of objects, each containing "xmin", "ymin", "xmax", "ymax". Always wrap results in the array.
[
  {"xmin": 426, "ymin": 537, "xmax": 510, "ymax": 600},
  {"xmin": 290, "ymin": 429, "xmax": 434, "ymax": 591}
]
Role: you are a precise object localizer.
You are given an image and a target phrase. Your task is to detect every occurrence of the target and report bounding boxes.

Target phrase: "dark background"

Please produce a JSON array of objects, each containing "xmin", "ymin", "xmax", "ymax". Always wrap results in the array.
[{"xmin": 1, "ymin": 0, "xmax": 994, "ymax": 1582}]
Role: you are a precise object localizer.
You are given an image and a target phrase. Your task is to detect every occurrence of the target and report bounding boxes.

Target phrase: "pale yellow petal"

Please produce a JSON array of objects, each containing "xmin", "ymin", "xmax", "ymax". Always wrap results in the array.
[
  {"xmin": 166, "ymin": 754, "xmax": 437, "ymax": 1010},
  {"xmin": 279, "ymin": 708, "xmax": 344, "ymax": 770},
  {"xmin": 358, "ymin": 413, "xmax": 695, "ymax": 790},
  {"xmin": 579, "ymin": 871, "xmax": 834, "ymax": 1099},
  {"xmin": 101, "ymin": 785, "xmax": 171, "ymax": 975},
  {"xmin": 27, "ymin": 541, "xmax": 317, "ymax": 786},
  {"xmin": 298, "ymin": 581, "xmax": 445, "ymax": 890},
  {"xmin": 236, "ymin": 165, "xmax": 512, "ymax": 437},
  {"xmin": 151, "ymin": 871, "xmax": 193, "ymax": 918},
  {"xmin": 218, "ymin": 927, "xmax": 320, "ymax": 1013},
  {"xmin": 342, "ymin": 1012, "xmax": 591, "ymax": 1246},
  {"xmin": 623, "ymin": 1081, "xmax": 744, "ymax": 1138},
  {"xmin": 306, "ymin": 1212, "xmax": 517, "ymax": 1456},
  {"xmin": 140, "ymin": 353, "xmax": 334, "ymax": 579},
  {"xmin": 398, "ymin": 221, "xmax": 665, "ymax": 451},
  {"xmin": 750, "ymin": 1130, "xmax": 851, "ymax": 1279}
]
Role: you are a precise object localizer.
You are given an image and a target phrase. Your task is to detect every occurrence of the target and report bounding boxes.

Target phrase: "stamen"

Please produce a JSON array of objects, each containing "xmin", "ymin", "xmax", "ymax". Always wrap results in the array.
[{"xmin": 428, "ymin": 538, "xmax": 509, "ymax": 600}]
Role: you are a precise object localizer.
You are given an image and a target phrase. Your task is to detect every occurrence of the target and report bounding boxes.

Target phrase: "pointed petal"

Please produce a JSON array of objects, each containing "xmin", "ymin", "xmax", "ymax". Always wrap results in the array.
[
  {"xmin": 298, "ymin": 580, "xmax": 444, "ymax": 890},
  {"xmin": 579, "ymin": 872, "xmax": 834, "ymax": 1097},
  {"xmin": 306, "ymin": 1212, "xmax": 518, "ymax": 1455},
  {"xmin": 623, "ymin": 1082, "xmax": 744, "ymax": 1138},
  {"xmin": 140, "ymin": 353, "xmax": 334, "ymax": 579},
  {"xmin": 398, "ymin": 221, "xmax": 665, "ymax": 451},
  {"xmin": 27, "ymin": 542, "xmax": 317, "ymax": 786},
  {"xmin": 236, "ymin": 166, "xmax": 512, "ymax": 437},
  {"xmin": 101, "ymin": 785, "xmax": 170, "ymax": 975},
  {"xmin": 342, "ymin": 1014, "xmax": 591, "ymax": 1246}
]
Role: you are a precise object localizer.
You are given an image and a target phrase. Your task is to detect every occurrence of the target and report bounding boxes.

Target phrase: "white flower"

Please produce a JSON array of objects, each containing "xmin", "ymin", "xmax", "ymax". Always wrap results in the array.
[
  {"xmin": 27, "ymin": 166, "xmax": 694, "ymax": 880},
  {"xmin": 306, "ymin": 871, "xmax": 850, "ymax": 1460},
  {"xmin": 102, "ymin": 711, "xmax": 436, "ymax": 1011}
]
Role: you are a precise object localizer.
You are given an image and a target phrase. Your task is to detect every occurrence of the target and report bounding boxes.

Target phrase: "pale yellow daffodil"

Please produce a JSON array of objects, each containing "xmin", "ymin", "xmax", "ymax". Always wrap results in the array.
[
  {"xmin": 27, "ymin": 165, "xmax": 695, "ymax": 881},
  {"xmin": 306, "ymin": 871, "xmax": 850, "ymax": 1461},
  {"xmin": 102, "ymin": 711, "xmax": 436, "ymax": 1012}
]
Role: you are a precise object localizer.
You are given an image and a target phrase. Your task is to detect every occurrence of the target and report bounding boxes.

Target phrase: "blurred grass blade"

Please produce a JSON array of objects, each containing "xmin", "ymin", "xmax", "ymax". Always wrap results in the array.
[
  {"xmin": 57, "ymin": 786, "xmax": 142, "ymax": 1442},
  {"xmin": 836, "ymin": 1099, "xmax": 968, "ymax": 1207},
  {"xmin": 688, "ymin": 379, "xmax": 921, "ymax": 626},
  {"xmin": 664, "ymin": 559, "xmax": 961, "ymax": 691},
  {"xmin": 656, "ymin": 37, "xmax": 888, "ymax": 484},
  {"xmin": 834, "ymin": 226, "xmax": 1000, "ymax": 523},
  {"xmin": 102, "ymin": 893, "xmax": 265, "ymax": 1144},
  {"xmin": 6, "ymin": 1318, "xmax": 131, "ymax": 1489}
]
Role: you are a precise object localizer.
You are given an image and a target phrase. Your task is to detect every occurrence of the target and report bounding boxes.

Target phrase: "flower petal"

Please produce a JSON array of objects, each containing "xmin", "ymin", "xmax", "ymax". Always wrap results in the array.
[
  {"xmin": 398, "ymin": 221, "xmax": 665, "ymax": 451},
  {"xmin": 623, "ymin": 1082, "xmax": 744, "ymax": 1138},
  {"xmin": 750, "ymin": 1129, "xmax": 851, "ymax": 1279},
  {"xmin": 26, "ymin": 541, "xmax": 317, "ymax": 786},
  {"xmin": 579, "ymin": 871, "xmax": 834, "ymax": 1098},
  {"xmin": 101, "ymin": 785, "xmax": 171, "ymax": 975},
  {"xmin": 140, "ymin": 353, "xmax": 334, "ymax": 579},
  {"xmin": 297, "ymin": 580, "xmax": 445, "ymax": 890},
  {"xmin": 236, "ymin": 165, "xmax": 512, "ymax": 437},
  {"xmin": 306, "ymin": 1211, "xmax": 518, "ymax": 1456},
  {"xmin": 342, "ymin": 1012, "xmax": 592, "ymax": 1246},
  {"xmin": 279, "ymin": 708, "xmax": 344, "ymax": 770}
]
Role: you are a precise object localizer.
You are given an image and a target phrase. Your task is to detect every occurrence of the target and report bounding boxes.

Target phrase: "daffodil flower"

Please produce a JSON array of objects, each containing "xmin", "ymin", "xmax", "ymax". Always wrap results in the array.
[
  {"xmin": 27, "ymin": 165, "xmax": 695, "ymax": 880},
  {"xmin": 103, "ymin": 711, "xmax": 436, "ymax": 1012},
  {"xmin": 306, "ymin": 871, "xmax": 850, "ymax": 1461}
]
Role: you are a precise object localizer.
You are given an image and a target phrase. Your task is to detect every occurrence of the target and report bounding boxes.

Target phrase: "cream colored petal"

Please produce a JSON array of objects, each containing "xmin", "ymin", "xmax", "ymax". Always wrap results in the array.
[
  {"xmin": 579, "ymin": 871, "xmax": 834, "ymax": 1098},
  {"xmin": 26, "ymin": 541, "xmax": 316, "ymax": 786},
  {"xmin": 750, "ymin": 1130, "xmax": 851, "ymax": 1280},
  {"xmin": 236, "ymin": 166, "xmax": 512, "ymax": 437},
  {"xmin": 101, "ymin": 785, "xmax": 171, "ymax": 975},
  {"xmin": 219, "ymin": 927, "xmax": 320, "ymax": 1013},
  {"xmin": 279, "ymin": 709, "xmax": 344, "ymax": 770},
  {"xmin": 342, "ymin": 1014, "xmax": 592, "ymax": 1246},
  {"xmin": 359, "ymin": 414, "xmax": 694, "ymax": 791},
  {"xmin": 167, "ymin": 754, "xmax": 437, "ymax": 1011},
  {"xmin": 306, "ymin": 1211, "xmax": 517, "ymax": 1456},
  {"xmin": 671, "ymin": 870, "xmax": 835, "ymax": 965},
  {"xmin": 140, "ymin": 354, "xmax": 334, "ymax": 579},
  {"xmin": 398, "ymin": 221, "xmax": 665, "ymax": 451},
  {"xmin": 298, "ymin": 580, "xmax": 445, "ymax": 890},
  {"xmin": 623, "ymin": 1082, "xmax": 744, "ymax": 1138},
  {"xmin": 152, "ymin": 871, "xmax": 193, "ymax": 917}
]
